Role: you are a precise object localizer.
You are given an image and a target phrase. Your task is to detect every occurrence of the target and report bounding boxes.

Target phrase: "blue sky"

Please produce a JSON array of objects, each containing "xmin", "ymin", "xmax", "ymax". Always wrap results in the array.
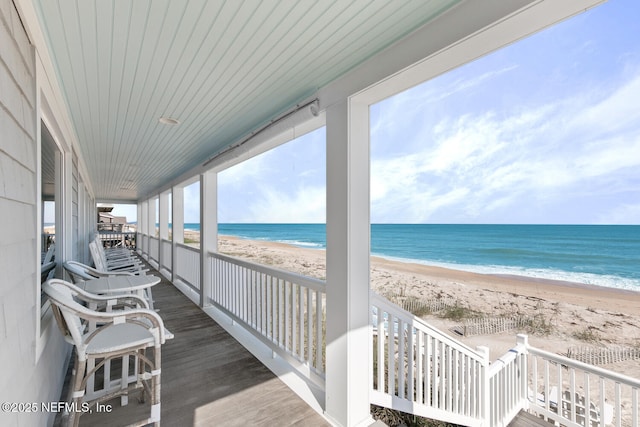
[{"xmin": 111, "ymin": 0, "xmax": 639, "ymax": 225}]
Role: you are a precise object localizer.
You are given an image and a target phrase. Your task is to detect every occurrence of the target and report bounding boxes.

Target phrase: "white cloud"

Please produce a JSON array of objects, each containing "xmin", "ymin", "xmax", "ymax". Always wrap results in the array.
[
  {"xmin": 597, "ymin": 203, "xmax": 640, "ymax": 224},
  {"xmin": 217, "ymin": 127, "xmax": 326, "ymax": 223},
  {"xmin": 183, "ymin": 182, "xmax": 201, "ymax": 223},
  {"xmin": 370, "ymin": 69, "xmax": 640, "ymax": 224},
  {"xmin": 246, "ymin": 185, "xmax": 326, "ymax": 223},
  {"xmin": 111, "ymin": 204, "xmax": 138, "ymax": 223}
]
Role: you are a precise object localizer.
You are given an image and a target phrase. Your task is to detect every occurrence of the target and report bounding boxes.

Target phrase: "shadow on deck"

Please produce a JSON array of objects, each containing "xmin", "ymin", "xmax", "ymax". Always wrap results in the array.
[{"xmin": 54, "ymin": 263, "xmax": 330, "ymax": 427}]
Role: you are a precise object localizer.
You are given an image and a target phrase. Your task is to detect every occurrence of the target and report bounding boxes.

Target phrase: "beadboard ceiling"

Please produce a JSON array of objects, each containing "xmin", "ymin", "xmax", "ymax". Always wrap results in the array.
[{"xmin": 34, "ymin": 0, "xmax": 462, "ymax": 201}]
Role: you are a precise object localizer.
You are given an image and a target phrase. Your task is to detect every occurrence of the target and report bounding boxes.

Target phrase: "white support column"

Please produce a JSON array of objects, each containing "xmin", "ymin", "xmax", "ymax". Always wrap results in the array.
[
  {"xmin": 136, "ymin": 201, "xmax": 143, "ymax": 254},
  {"xmin": 140, "ymin": 200, "xmax": 148, "ymax": 258},
  {"xmin": 149, "ymin": 197, "xmax": 157, "ymax": 263},
  {"xmin": 200, "ymin": 171, "xmax": 218, "ymax": 307},
  {"xmin": 172, "ymin": 186, "xmax": 185, "ymax": 284},
  {"xmin": 159, "ymin": 191, "xmax": 169, "ymax": 270},
  {"xmin": 149, "ymin": 198, "xmax": 157, "ymax": 237},
  {"xmin": 325, "ymin": 97, "xmax": 373, "ymax": 427},
  {"xmin": 159, "ymin": 192, "xmax": 169, "ymax": 240}
]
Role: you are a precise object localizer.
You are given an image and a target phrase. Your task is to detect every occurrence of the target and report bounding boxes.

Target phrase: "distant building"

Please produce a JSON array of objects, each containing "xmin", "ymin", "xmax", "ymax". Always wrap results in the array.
[{"xmin": 97, "ymin": 205, "xmax": 127, "ymax": 232}]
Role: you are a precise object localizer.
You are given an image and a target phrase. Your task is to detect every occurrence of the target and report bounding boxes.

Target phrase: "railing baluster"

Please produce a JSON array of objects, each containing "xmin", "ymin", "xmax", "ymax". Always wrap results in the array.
[
  {"xmin": 570, "ymin": 367, "xmax": 576, "ymax": 423},
  {"xmin": 388, "ymin": 313, "xmax": 395, "ymax": 396},
  {"xmin": 291, "ymin": 283, "xmax": 297, "ymax": 356},
  {"xmin": 584, "ymin": 371, "xmax": 591, "ymax": 427},
  {"xmin": 439, "ymin": 342, "xmax": 446, "ymax": 409},
  {"xmin": 298, "ymin": 284, "xmax": 303, "ymax": 359},
  {"xmin": 432, "ymin": 339, "xmax": 438, "ymax": 408},
  {"xmin": 615, "ymin": 382, "xmax": 621, "ymax": 427},
  {"xmin": 285, "ymin": 281, "xmax": 290, "ymax": 352},
  {"xmin": 452, "ymin": 346, "xmax": 458, "ymax": 414},
  {"xmin": 415, "ymin": 331, "xmax": 422, "ymax": 404},
  {"xmin": 408, "ymin": 326, "xmax": 415, "ymax": 401},
  {"xmin": 277, "ymin": 279, "xmax": 283, "ymax": 348},
  {"xmin": 599, "ymin": 376, "xmax": 606, "ymax": 427},
  {"xmin": 376, "ymin": 306, "xmax": 385, "ymax": 393},
  {"xmin": 425, "ymin": 334, "xmax": 431, "ymax": 406},
  {"xmin": 398, "ymin": 318, "xmax": 405, "ymax": 399},
  {"xmin": 544, "ymin": 359, "xmax": 550, "ymax": 414},
  {"xmin": 315, "ymin": 290, "xmax": 323, "ymax": 372},
  {"xmin": 632, "ymin": 388, "xmax": 638, "ymax": 427},
  {"xmin": 272, "ymin": 277, "xmax": 277, "ymax": 343},
  {"xmin": 307, "ymin": 287, "xmax": 312, "ymax": 364}
]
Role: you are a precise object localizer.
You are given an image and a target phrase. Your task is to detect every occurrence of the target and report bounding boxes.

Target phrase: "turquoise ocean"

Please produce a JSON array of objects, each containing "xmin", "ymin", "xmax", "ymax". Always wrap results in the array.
[{"xmin": 181, "ymin": 223, "xmax": 640, "ymax": 292}]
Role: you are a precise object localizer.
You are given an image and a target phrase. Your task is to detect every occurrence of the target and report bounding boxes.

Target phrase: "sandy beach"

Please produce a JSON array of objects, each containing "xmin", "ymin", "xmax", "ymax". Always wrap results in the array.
[{"xmin": 213, "ymin": 234, "xmax": 640, "ymax": 368}]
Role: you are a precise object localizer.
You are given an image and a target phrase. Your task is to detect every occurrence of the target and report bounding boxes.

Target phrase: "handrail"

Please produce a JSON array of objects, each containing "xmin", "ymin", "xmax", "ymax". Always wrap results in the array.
[
  {"xmin": 208, "ymin": 251, "xmax": 327, "ymax": 386},
  {"xmin": 371, "ymin": 292, "xmax": 480, "ymax": 357},
  {"xmin": 159, "ymin": 238, "xmax": 172, "ymax": 274},
  {"xmin": 488, "ymin": 342, "xmax": 528, "ymax": 427},
  {"xmin": 486, "ymin": 335, "xmax": 640, "ymax": 427},
  {"xmin": 209, "ymin": 251, "xmax": 326, "ymax": 293},
  {"xmin": 526, "ymin": 341, "xmax": 639, "ymax": 427},
  {"xmin": 176, "ymin": 241, "xmax": 199, "ymax": 252},
  {"xmin": 488, "ymin": 344, "xmax": 526, "ymax": 378},
  {"xmin": 528, "ymin": 345, "xmax": 640, "ymax": 388},
  {"xmin": 370, "ymin": 291, "xmax": 488, "ymax": 426},
  {"xmin": 174, "ymin": 243, "xmax": 200, "ymax": 291}
]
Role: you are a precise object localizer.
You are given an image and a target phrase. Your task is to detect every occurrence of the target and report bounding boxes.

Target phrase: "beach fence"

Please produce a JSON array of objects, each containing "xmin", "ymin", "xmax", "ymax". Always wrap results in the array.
[
  {"xmin": 384, "ymin": 293, "xmax": 457, "ymax": 316},
  {"xmin": 566, "ymin": 345, "xmax": 640, "ymax": 365},
  {"xmin": 455, "ymin": 316, "xmax": 529, "ymax": 337}
]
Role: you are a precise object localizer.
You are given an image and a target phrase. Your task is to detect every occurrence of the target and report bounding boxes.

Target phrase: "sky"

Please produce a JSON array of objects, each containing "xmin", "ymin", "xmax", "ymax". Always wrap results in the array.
[{"xmin": 109, "ymin": 0, "xmax": 640, "ymax": 225}]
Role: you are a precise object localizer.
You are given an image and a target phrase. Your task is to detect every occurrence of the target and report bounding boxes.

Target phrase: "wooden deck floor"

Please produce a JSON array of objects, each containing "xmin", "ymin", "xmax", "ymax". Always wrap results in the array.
[
  {"xmin": 508, "ymin": 411, "xmax": 554, "ymax": 427},
  {"xmin": 55, "ymin": 265, "xmax": 330, "ymax": 427}
]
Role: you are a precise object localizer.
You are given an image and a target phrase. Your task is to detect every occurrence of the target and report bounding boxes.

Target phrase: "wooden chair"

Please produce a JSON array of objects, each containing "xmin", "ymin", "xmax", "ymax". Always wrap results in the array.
[{"xmin": 43, "ymin": 279, "xmax": 168, "ymax": 427}]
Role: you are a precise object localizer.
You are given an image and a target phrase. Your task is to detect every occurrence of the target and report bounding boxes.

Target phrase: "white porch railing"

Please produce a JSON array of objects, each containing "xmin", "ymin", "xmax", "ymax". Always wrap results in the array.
[
  {"xmin": 370, "ymin": 292, "xmax": 489, "ymax": 426},
  {"xmin": 175, "ymin": 243, "xmax": 200, "ymax": 292},
  {"xmin": 160, "ymin": 238, "xmax": 172, "ymax": 276},
  {"xmin": 134, "ymin": 240, "xmax": 639, "ymax": 427},
  {"xmin": 97, "ymin": 231, "xmax": 137, "ymax": 250},
  {"xmin": 208, "ymin": 252, "xmax": 326, "ymax": 386},
  {"xmin": 488, "ymin": 334, "xmax": 640, "ymax": 427},
  {"xmin": 149, "ymin": 236, "xmax": 159, "ymax": 267},
  {"xmin": 488, "ymin": 337, "xmax": 528, "ymax": 427},
  {"xmin": 524, "ymin": 337, "xmax": 639, "ymax": 427},
  {"xmin": 137, "ymin": 232, "xmax": 145, "ymax": 255}
]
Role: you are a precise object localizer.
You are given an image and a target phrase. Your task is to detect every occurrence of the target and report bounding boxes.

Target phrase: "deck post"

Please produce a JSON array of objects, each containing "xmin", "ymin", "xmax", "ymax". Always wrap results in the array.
[
  {"xmin": 136, "ymin": 201, "xmax": 142, "ymax": 253},
  {"xmin": 171, "ymin": 185, "xmax": 185, "ymax": 285},
  {"xmin": 516, "ymin": 334, "xmax": 529, "ymax": 410},
  {"xmin": 159, "ymin": 191, "xmax": 169, "ymax": 271},
  {"xmin": 140, "ymin": 199, "xmax": 149, "ymax": 258},
  {"xmin": 200, "ymin": 170, "xmax": 217, "ymax": 307},
  {"xmin": 149, "ymin": 197, "xmax": 157, "ymax": 261},
  {"xmin": 325, "ymin": 97, "xmax": 373, "ymax": 427},
  {"xmin": 477, "ymin": 345, "xmax": 491, "ymax": 426}
]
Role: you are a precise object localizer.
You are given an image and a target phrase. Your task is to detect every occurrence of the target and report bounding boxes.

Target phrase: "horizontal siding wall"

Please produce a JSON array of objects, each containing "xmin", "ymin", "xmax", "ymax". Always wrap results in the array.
[{"xmin": 0, "ymin": 1, "xmax": 68, "ymax": 426}]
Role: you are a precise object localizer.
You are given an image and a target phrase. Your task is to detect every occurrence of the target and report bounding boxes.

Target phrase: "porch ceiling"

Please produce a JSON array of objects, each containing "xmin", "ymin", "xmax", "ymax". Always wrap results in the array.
[{"xmin": 33, "ymin": 0, "xmax": 461, "ymax": 201}]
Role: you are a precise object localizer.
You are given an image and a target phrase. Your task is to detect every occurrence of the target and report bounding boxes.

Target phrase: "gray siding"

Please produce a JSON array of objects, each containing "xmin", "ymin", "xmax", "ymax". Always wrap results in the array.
[{"xmin": 0, "ymin": 1, "xmax": 68, "ymax": 425}]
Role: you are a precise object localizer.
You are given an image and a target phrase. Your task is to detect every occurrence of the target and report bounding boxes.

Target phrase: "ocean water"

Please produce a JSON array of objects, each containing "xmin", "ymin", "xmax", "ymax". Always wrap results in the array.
[{"xmin": 189, "ymin": 223, "xmax": 640, "ymax": 292}]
